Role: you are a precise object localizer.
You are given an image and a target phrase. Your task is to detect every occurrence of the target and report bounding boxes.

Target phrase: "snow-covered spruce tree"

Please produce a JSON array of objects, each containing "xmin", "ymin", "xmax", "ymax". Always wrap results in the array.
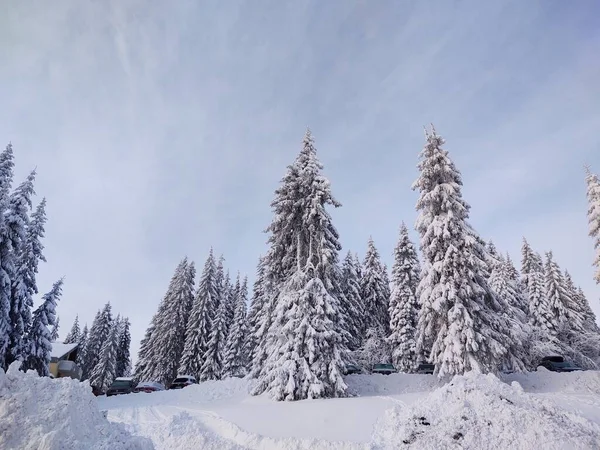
[
  {"xmin": 560, "ymin": 270, "xmax": 588, "ymax": 335},
  {"xmin": 527, "ymin": 253, "xmax": 556, "ymax": 335},
  {"xmin": 7, "ymin": 172, "xmax": 40, "ymax": 366},
  {"xmin": 89, "ymin": 318, "xmax": 119, "ymax": 391},
  {"xmin": 340, "ymin": 251, "xmax": 364, "ymax": 351},
  {"xmin": 200, "ymin": 281, "xmax": 228, "ymax": 381},
  {"xmin": 504, "ymin": 253, "xmax": 529, "ymax": 317},
  {"xmin": 50, "ymin": 316, "xmax": 59, "ymax": 341},
  {"xmin": 586, "ymin": 167, "xmax": 600, "ymax": 284},
  {"xmin": 361, "ymin": 237, "xmax": 390, "ymax": 335},
  {"xmin": 115, "ymin": 317, "xmax": 131, "ymax": 377},
  {"xmin": 412, "ymin": 127, "xmax": 516, "ymax": 377},
  {"xmin": 179, "ymin": 249, "xmax": 218, "ymax": 379},
  {"xmin": 388, "ymin": 223, "xmax": 420, "ymax": 372},
  {"xmin": 76, "ymin": 324, "xmax": 88, "ymax": 369},
  {"xmin": 543, "ymin": 252, "xmax": 569, "ymax": 332},
  {"xmin": 64, "ymin": 315, "xmax": 81, "ymax": 344},
  {"xmin": 488, "ymin": 255, "xmax": 530, "ymax": 371},
  {"xmin": 83, "ymin": 303, "xmax": 113, "ymax": 380},
  {"xmin": 23, "ymin": 279, "xmax": 63, "ymax": 376},
  {"xmin": 521, "ymin": 238, "xmax": 537, "ymax": 296},
  {"xmin": 356, "ymin": 326, "xmax": 392, "ymax": 370},
  {"xmin": 221, "ymin": 271, "xmax": 235, "ymax": 341},
  {"xmin": 133, "ymin": 323, "xmax": 154, "ymax": 380},
  {"xmin": 252, "ymin": 129, "xmax": 346, "ymax": 400},
  {"xmin": 245, "ymin": 256, "xmax": 266, "ymax": 365},
  {"xmin": 0, "ymin": 144, "xmax": 15, "ymax": 369},
  {"xmin": 142, "ymin": 258, "xmax": 195, "ymax": 385},
  {"xmin": 223, "ymin": 275, "xmax": 249, "ymax": 378},
  {"xmin": 575, "ymin": 285, "xmax": 599, "ymax": 333}
]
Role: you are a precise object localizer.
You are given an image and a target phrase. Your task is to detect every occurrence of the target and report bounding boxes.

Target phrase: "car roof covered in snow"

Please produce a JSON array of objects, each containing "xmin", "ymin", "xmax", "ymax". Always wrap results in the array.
[
  {"xmin": 115, "ymin": 377, "xmax": 134, "ymax": 381},
  {"xmin": 50, "ymin": 342, "xmax": 78, "ymax": 359}
]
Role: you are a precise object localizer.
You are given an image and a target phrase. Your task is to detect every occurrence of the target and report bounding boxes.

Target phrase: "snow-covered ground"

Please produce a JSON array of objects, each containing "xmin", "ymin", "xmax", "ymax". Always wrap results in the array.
[
  {"xmin": 4, "ymin": 361, "xmax": 600, "ymax": 449},
  {"xmin": 95, "ymin": 369, "xmax": 600, "ymax": 449}
]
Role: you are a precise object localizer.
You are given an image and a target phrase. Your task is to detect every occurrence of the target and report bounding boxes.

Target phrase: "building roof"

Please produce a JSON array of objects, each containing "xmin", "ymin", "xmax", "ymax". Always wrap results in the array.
[{"xmin": 50, "ymin": 342, "xmax": 78, "ymax": 359}]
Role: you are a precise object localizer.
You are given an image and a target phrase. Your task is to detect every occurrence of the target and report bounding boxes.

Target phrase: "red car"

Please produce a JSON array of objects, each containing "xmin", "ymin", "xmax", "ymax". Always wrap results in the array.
[{"xmin": 133, "ymin": 381, "xmax": 166, "ymax": 393}]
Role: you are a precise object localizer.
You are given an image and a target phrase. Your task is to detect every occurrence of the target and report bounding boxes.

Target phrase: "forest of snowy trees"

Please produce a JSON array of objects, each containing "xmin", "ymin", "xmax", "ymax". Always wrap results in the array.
[
  {"xmin": 134, "ymin": 127, "xmax": 600, "ymax": 401},
  {"xmin": 0, "ymin": 143, "xmax": 66, "ymax": 377},
  {"xmin": 62, "ymin": 306, "xmax": 132, "ymax": 390}
]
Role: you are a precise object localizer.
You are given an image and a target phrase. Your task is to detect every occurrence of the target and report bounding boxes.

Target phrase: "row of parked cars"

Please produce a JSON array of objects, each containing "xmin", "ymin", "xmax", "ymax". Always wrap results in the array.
[
  {"xmin": 93, "ymin": 375, "xmax": 199, "ymax": 397},
  {"xmin": 343, "ymin": 355, "xmax": 583, "ymax": 376}
]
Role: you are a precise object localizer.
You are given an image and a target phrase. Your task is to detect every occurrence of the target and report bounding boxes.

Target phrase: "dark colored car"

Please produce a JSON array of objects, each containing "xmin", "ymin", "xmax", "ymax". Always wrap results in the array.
[
  {"xmin": 169, "ymin": 375, "xmax": 198, "ymax": 389},
  {"xmin": 344, "ymin": 364, "xmax": 362, "ymax": 375},
  {"xmin": 538, "ymin": 356, "xmax": 583, "ymax": 373},
  {"xmin": 416, "ymin": 363, "xmax": 435, "ymax": 375},
  {"xmin": 134, "ymin": 381, "xmax": 166, "ymax": 393},
  {"xmin": 106, "ymin": 377, "xmax": 136, "ymax": 396},
  {"xmin": 372, "ymin": 363, "xmax": 397, "ymax": 375}
]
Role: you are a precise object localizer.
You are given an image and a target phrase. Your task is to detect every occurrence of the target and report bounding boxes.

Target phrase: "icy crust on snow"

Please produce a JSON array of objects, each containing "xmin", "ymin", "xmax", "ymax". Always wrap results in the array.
[
  {"xmin": 372, "ymin": 371, "xmax": 600, "ymax": 450},
  {"xmin": 503, "ymin": 366, "xmax": 600, "ymax": 394},
  {"xmin": 0, "ymin": 362, "xmax": 153, "ymax": 450}
]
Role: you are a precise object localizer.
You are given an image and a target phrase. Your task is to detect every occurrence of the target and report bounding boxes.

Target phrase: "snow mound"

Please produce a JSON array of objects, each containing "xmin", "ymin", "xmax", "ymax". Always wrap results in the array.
[
  {"xmin": 503, "ymin": 367, "xmax": 600, "ymax": 395},
  {"xmin": 0, "ymin": 362, "xmax": 153, "ymax": 450},
  {"xmin": 372, "ymin": 371, "xmax": 600, "ymax": 449},
  {"xmin": 345, "ymin": 372, "xmax": 440, "ymax": 397},
  {"xmin": 100, "ymin": 376, "xmax": 254, "ymax": 410}
]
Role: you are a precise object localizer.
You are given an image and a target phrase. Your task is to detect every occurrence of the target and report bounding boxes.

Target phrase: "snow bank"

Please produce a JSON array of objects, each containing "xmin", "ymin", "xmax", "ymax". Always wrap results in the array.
[
  {"xmin": 345, "ymin": 372, "xmax": 440, "ymax": 397},
  {"xmin": 503, "ymin": 367, "xmax": 600, "ymax": 395},
  {"xmin": 0, "ymin": 362, "xmax": 153, "ymax": 450},
  {"xmin": 99, "ymin": 376, "xmax": 254, "ymax": 410},
  {"xmin": 372, "ymin": 371, "xmax": 600, "ymax": 449}
]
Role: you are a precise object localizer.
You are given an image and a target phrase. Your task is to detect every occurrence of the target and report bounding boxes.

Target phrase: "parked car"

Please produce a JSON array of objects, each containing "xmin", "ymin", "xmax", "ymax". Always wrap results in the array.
[
  {"xmin": 344, "ymin": 364, "xmax": 362, "ymax": 375},
  {"xmin": 372, "ymin": 363, "xmax": 397, "ymax": 375},
  {"xmin": 416, "ymin": 363, "xmax": 435, "ymax": 375},
  {"xmin": 134, "ymin": 381, "xmax": 166, "ymax": 393},
  {"xmin": 538, "ymin": 356, "xmax": 582, "ymax": 373},
  {"xmin": 169, "ymin": 375, "xmax": 198, "ymax": 389},
  {"xmin": 106, "ymin": 377, "xmax": 136, "ymax": 396}
]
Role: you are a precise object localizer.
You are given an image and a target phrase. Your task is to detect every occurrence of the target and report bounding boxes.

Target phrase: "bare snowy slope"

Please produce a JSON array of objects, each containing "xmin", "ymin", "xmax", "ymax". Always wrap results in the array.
[{"xmin": 96, "ymin": 369, "xmax": 600, "ymax": 449}]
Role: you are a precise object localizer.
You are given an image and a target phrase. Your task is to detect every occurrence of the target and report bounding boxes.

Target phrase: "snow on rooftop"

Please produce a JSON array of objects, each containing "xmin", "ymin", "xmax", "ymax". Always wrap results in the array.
[{"xmin": 50, "ymin": 342, "xmax": 78, "ymax": 359}]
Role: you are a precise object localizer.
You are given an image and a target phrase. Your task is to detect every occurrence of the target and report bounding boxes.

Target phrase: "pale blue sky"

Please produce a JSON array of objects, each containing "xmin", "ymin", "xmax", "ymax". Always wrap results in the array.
[{"xmin": 1, "ymin": 0, "xmax": 599, "ymax": 359}]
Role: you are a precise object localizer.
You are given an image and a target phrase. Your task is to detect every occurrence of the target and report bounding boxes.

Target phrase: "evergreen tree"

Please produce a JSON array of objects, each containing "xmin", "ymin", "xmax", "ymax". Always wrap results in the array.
[
  {"xmin": 222, "ymin": 271, "xmax": 235, "ymax": 341},
  {"xmin": 340, "ymin": 251, "xmax": 364, "ymax": 351},
  {"xmin": 576, "ymin": 286, "xmax": 599, "ymax": 333},
  {"xmin": 356, "ymin": 326, "xmax": 392, "ymax": 370},
  {"xmin": 133, "ymin": 323, "xmax": 154, "ymax": 380},
  {"xmin": 179, "ymin": 250, "xmax": 218, "ymax": 378},
  {"xmin": 115, "ymin": 317, "xmax": 131, "ymax": 377},
  {"xmin": 83, "ymin": 303, "xmax": 113, "ymax": 380},
  {"xmin": 76, "ymin": 324, "xmax": 88, "ymax": 369},
  {"xmin": 200, "ymin": 279, "xmax": 228, "ymax": 381},
  {"xmin": 561, "ymin": 270, "xmax": 587, "ymax": 334},
  {"xmin": 360, "ymin": 237, "xmax": 390, "ymax": 335},
  {"xmin": 412, "ymin": 127, "xmax": 515, "ymax": 377},
  {"xmin": 0, "ymin": 144, "xmax": 15, "ymax": 369},
  {"xmin": 388, "ymin": 223, "xmax": 420, "ymax": 372},
  {"xmin": 64, "ymin": 315, "xmax": 81, "ymax": 344},
  {"xmin": 544, "ymin": 252, "xmax": 569, "ymax": 332},
  {"xmin": 223, "ymin": 275, "xmax": 248, "ymax": 377},
  {"xmin": 140, "ymin": 258, "xmax": 195, "ymax": 385},
  {"xmin": 23, "ymin": 279, "xmax": 63, "ymax": 376},
  {"xmin": 89, "ymin": 320, "xmax": 119, "ymax": 391},
  {"xmin": 245, "ymin": 256, "xmax": 266, "ymax": 364},
  {"xmin": 252, "ymin": 129, "xmax": 346, "ymax": 400},
  {"xmin": 7, "ymin": 172, "xmax": 40, "ymax": 365},
  {"xmin": 521, "ymin": 238, "xmax": 537, "ymax": 295},
  {"xmin": 50, "ymin": 315, "xmax": 59, "ymax": 341},
  {"xmin": 586, "ymin": 167, "xmax": 600, "ymax": 284}
]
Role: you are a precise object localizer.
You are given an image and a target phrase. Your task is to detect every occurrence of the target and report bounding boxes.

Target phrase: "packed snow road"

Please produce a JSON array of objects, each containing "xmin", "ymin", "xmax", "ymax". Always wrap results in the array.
[{"xmin": 95, "ymin": 369, "xmax": 600, "ymax": 450}]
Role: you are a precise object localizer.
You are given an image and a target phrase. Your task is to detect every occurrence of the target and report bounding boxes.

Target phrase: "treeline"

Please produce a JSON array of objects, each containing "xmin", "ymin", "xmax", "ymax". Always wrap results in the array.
[
  {"xmin": 135, "ymin": 128, "xmax": 600, "ymax": 400},
  {"xmin": 63, "ymin": 304, "xmax": 131, "ymax": 390},
  {"xmin": 0, "ymin": 143, "xmax": 64, "ymax": 376}
]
